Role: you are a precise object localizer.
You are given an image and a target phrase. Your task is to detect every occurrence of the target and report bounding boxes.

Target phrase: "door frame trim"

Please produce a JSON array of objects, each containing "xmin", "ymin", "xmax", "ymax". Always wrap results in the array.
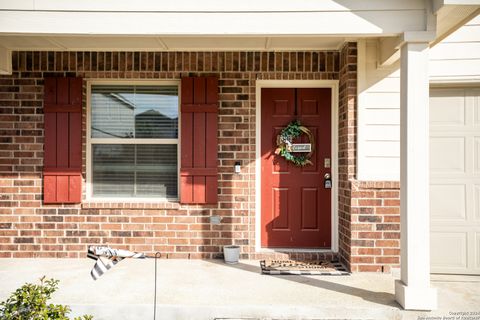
[{"xmin": 255, "ymin": 80, "xmax": 339, "ymax": 253}]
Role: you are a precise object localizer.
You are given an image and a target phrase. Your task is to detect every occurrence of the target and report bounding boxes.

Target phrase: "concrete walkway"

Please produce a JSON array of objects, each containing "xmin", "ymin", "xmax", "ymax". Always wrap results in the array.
[{"xmin": 0, "ymin": 259, "xmax": 478, "ymax": 320}]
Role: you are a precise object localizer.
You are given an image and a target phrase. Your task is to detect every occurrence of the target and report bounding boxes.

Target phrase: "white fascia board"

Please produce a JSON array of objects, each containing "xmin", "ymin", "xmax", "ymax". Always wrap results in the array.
[
  {"xmin": 434, "ymin": 0, "xmax": 480, "ymax": 12},
  {"xmin": 0, "ymin": 0, "xmax": 426, "ymax": 12},
  {"xmin": 402, "ymin": 31, "xmax": 437, "ymax": 44},
  {"xmin": 0, "ymin": 10, "xmax": 426, "ymax": 36},
  {"xmin": 443, "ymin": 0, "xmax": 480, "ymax": 4}
]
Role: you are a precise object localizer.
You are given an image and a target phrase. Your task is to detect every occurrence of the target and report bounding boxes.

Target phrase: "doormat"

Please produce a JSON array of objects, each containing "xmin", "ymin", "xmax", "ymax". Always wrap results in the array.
[{"xmin": 260, "ymin": 260, "xmax": 349, "ymax": 275}]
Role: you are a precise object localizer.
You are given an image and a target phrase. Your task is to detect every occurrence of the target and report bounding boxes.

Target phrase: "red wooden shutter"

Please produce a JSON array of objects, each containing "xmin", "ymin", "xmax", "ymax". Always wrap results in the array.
[
  {"xmin": 180, "ymin": 77, "xmax": 218, "ymax": 204},
  {"xmin": 43, "ymin": 77, "xmax": 82, "ymax": 204}
]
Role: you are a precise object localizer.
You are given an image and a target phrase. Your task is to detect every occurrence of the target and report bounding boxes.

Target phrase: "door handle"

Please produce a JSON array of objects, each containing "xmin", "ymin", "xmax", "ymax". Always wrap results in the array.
[{"xmin": 324, "ymin": 173, "xmax": 332, "ymax": 189}]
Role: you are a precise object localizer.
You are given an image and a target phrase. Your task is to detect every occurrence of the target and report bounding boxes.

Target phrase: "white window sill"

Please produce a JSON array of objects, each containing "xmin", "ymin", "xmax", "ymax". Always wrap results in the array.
[{"xmin": 82, "ymin": 199, "xmax": 180, "ymax": 210}]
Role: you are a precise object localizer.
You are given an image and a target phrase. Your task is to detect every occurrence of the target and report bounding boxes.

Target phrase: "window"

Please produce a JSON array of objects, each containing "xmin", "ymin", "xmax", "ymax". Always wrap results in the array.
[{"xmin": 88, "ymin": 82, "xmax": 179, "ymax": 200}]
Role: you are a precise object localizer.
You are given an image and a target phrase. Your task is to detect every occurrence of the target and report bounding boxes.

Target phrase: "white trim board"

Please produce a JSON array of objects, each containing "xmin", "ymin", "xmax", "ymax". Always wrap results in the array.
[
  {"xmin": 0, "ymin": 10, "xmax": 427, "ymax": 36},
  {"xmin": 255, "ymin": 80, "xmax": 339, "ymax": 253}
]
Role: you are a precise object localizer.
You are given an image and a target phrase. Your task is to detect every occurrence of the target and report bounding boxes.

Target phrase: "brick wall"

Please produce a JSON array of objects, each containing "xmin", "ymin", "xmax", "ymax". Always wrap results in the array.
[
  {"xmin": 0, "ymin": 50, "xmax": 340, "ymax": 260},
  {"xmin": 350, "ymin": 181, "xmax": 400, "ymax": 272},
  {"xmin": 0, "ymin": 49, "xmax": 401, "ymax": 272}
]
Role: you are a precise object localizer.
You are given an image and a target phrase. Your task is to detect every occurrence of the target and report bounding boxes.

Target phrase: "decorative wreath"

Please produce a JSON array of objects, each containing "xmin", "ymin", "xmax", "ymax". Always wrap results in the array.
[{"xmin": 274, "ymin": 120, "xmax": 315, "ymax": 166}]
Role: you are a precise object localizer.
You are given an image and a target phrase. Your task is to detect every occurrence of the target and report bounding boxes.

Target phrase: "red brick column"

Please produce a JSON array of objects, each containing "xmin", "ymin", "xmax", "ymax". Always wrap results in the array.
[{"xmin": 337, "ymin": 42, "xmax": 358, "ymax": 269}]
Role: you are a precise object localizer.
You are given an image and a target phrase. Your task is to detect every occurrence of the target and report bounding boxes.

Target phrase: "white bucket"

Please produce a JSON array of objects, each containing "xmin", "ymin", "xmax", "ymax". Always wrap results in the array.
[{"xmin": 223, "ymin": 245, "xmax": 240, "ymax": 264}]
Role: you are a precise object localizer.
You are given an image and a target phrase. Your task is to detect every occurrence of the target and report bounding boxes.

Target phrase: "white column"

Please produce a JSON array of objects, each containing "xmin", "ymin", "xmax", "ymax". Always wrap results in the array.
[{"xmin": 394, "ymin": 41, "xmax": 437, "ymax": 310}]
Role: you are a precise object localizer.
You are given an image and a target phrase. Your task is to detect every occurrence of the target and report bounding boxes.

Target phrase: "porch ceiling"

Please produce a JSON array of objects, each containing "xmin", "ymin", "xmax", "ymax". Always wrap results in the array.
[{"xmin": 0, "ymin": 35, "xmax": 347, "ymax": 51}]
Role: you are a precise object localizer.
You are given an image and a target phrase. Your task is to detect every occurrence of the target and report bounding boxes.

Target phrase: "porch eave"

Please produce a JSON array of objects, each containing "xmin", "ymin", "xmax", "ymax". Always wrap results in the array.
[{"xmin": 0, "ymin": 3, "xmax": 479, "ymax": 75}]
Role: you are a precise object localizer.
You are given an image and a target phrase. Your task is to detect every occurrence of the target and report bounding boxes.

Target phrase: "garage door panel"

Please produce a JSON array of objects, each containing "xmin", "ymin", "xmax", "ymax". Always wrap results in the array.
[
  {"xmin": 430, "ymin": 87, "xmax": 480, "ymax": 275},
  {"xmin": 430, "ymin": 137, "xmax": 465, "ymax": 173},
  {"xmin": 475, "ymin": 185, "xmax": 480, "ymax": 221},
  {"xmin": 430, "ymin": 89, "xmax": 465, "ymax": 126},
  {"xmin": 431, "ymin": 184, "xmax": 466, "ymax": 221},
  {"xmin": 475, "ymin": 138, "xmax": 480, "ymax": 174},
  {"xmin": 475, "ymin": 107, "xmax": 480, "ymax": 126},
  {"xmin": 476, "ymin": 233, "xmax": 480, "ymax": 269},
  {"xmin": 431, "ymin": 232, "xmax": 468, "ymax": 269},
  {"xmin": 473, "ymin": 93, "xmax": 480, "ymax": 126}
]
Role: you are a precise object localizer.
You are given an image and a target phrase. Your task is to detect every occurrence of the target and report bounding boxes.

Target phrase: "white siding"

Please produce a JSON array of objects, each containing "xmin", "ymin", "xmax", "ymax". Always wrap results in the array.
[
  {"xmin": 358, "ymin": 14, "xmax": 480, "ymax": 181},
  {"xmin": 357, "ymin": 40, "xmax": 401, "ymax": 180},
  {"xmin": 430, "ymin": 15, "xmax": 480, "ymax": 83}
]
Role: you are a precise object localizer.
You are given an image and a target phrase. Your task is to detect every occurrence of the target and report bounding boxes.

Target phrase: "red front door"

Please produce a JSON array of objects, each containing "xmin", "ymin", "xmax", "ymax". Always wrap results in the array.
[{"xmin": 261, "ymin": 88, "xmax": 331, "ymax": 248}]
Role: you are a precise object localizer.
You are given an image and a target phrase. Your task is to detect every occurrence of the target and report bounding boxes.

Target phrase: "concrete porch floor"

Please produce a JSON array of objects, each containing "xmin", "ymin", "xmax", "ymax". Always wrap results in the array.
[{"xmin": 0, "ymin": 259, "xmax": 478, "ymax": 320}]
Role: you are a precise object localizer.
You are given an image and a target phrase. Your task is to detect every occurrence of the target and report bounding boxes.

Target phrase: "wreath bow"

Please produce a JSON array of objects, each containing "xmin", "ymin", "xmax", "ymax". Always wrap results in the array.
[{"xmin": 274, "ymin": 120, "xmax": 315, "ymax": 166}]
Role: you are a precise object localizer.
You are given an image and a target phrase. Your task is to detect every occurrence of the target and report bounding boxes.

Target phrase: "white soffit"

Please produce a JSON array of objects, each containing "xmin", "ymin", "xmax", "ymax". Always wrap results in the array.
[
  {"xmin": 0, "ymin": 35, "xmax": 346, "ymax": 51},
  {"xmin": 0, "ymin": 0, "xmax": 426, "ymax": 12}
]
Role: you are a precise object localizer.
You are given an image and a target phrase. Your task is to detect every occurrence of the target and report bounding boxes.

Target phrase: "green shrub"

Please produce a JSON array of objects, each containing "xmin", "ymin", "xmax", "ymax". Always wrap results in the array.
[{"xmin": 0, "ymin": 276, "xmax": 92, "ymax": 320}]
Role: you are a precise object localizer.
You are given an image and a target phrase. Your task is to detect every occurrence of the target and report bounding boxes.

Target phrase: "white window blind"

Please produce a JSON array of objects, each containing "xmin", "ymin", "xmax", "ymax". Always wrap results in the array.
[{"xmin": 90, "ymin": 84, "xmax": 178, "ymax": 199}]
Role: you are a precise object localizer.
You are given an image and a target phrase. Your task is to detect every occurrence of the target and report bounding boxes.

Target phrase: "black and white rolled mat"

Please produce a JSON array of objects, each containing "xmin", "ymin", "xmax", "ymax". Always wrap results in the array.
[{"xmin": 87, "ymin": 246, "xmax": 146, "ymax": 280}]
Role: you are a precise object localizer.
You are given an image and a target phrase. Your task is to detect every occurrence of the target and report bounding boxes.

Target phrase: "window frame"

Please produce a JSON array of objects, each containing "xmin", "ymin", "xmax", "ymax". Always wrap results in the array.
[{"xmin": 86, "ymin": 79, "xmax": 181, "ymax": 202}]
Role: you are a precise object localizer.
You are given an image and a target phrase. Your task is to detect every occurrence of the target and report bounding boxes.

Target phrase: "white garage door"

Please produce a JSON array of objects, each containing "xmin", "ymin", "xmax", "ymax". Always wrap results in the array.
[{"xmin": 430, "ymin": 87, "xmax": 480, "ymax": 275}]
